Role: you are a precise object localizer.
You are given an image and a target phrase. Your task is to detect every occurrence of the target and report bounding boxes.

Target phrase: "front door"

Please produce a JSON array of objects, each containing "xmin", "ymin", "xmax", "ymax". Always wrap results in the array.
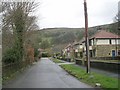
[{"xmin": 112, "ymin": 50, "xmax": 116, "ymax": 57}]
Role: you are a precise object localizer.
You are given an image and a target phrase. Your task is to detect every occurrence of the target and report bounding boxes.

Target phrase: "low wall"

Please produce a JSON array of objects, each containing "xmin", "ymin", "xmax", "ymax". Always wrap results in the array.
[
  {"xmin": 75, "ymin": 58, "xmax": 120, "ymax": 74},
  {"xmin": 62, "ymin": 58, "xmax": 71, "ymax": 62},
  {"xmin": 57, "ymin": 57, "xmax": 71, "ymax": 62},
  {"xmin": 92, "ymin": 56, "xmax": 120, "ymax": 60}
]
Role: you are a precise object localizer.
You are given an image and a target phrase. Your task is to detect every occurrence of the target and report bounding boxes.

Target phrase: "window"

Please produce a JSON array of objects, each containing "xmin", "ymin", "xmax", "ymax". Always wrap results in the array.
[
  {"xmin": 118, "ymin": 50, "xmax": 120, "ymax": 56},
  {"xmin": 93, "ymin": 49, "xmax": 96, "ymax": 57},
  {"xmin": 89, "ymin": 40, "xmax": 92, "ymax": 46},
  {"xmin": 109, "ymin": 39, "xmax": 112, "ymax": 44},
  {"xmin": 90, "ymin": 50, "xmax": 93, "ymax": 57}
]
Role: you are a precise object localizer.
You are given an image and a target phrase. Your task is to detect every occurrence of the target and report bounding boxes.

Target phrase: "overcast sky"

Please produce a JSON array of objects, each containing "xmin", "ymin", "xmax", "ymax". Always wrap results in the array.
[{"xmin": 35, "ymin": 0, "xmax": 119, "ymax": 29}]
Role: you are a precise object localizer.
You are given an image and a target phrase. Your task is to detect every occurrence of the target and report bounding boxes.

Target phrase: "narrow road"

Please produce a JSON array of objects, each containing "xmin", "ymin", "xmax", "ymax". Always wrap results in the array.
[{"xmin": 3, "ymin": 58, "xmax": 93, "ymax": 88}]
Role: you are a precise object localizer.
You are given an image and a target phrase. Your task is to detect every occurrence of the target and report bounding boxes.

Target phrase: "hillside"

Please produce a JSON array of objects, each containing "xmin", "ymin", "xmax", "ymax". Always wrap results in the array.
[{"xmin": 28, "ymin": 22, "xmax": 118, "ymax": 53}]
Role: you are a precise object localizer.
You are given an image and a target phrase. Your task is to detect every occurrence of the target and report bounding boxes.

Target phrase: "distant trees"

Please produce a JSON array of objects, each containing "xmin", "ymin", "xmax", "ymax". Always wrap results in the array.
[
  {"xmin": 117, "ymin": 11, "xmax": 120, "ymax": 33},
  {"xmin": 113, "ymin": 11, "xmax": 120, "ymax": 35},
  {"xmin": 2, "ymin": 2, "xmax": 39, "ymax": 64},
  {"xmin": 40, "ymin": 40, "xmax": 50, "ymax": 50},
  {"xmin": 114, "ymin": 11, "xmax": 120, "ymax": 22},
  {"xmin": 52, "ymin": 32, "xmax": 76, "ymax": 44}
]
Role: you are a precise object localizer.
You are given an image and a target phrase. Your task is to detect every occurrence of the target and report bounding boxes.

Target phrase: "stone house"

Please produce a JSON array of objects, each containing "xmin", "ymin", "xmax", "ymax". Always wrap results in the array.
[
  {"xmin": 62, "ymin": 43, "xmax": 75, "ymax": 61},
  {"xmin": 72, "ymin": 41, "xmax": 84, "ymax": 59},
  {"xmin": 62, "ymin": 30, "xmax": 120, "ymax": 60},
  {"xmin": 89, "ymin": 30, "xmax": 120, "ymax": 59}
]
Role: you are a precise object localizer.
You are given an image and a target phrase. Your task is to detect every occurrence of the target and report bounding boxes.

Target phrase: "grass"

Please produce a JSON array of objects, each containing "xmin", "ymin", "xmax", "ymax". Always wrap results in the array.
[
  {"xmin": 51, "ymin": 58, "xmax": 64, "ymax": 63},
  {"xmin": 60, "ymin": 64, "xmax": 119, "ymax": 90}
]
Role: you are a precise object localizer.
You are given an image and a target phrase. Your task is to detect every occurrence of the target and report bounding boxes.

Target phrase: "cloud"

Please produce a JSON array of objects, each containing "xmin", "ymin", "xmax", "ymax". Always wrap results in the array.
[{"xmin": 36, "ymin": 0, "xmax": 119, "ymax": 29}]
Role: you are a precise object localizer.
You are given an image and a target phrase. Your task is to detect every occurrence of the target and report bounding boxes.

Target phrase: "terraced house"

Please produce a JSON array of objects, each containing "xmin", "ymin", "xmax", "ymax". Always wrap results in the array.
[
  {"xmin": 72, "ymin": 41, "xmax": 84, "ymax": 59},
  {"xmin": 62, "ymin": 44, "xmax": 74, "ymax": 62},
  {"xmin": 62, "ymin": 30, "xmax": 120, "ymax": 61},
  {"xmin": 89, "ymin": 30, "xmax": 120, "ymax": 59}
]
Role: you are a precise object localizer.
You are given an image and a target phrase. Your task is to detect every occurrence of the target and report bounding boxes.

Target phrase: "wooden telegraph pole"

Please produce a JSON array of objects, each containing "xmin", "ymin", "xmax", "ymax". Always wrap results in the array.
[{"xmin": 84, "ymin": 0, "xmax": 90, "ymax": 73}]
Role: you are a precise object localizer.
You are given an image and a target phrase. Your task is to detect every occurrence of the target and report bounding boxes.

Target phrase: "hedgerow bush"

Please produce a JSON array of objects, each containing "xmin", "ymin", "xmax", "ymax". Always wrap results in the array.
[
  {"xmin": 42, "ymin": 52, "xmax": 51, "ymax": 57},
  {"xmin": 34, "ymin": 47, "xmax": 39, "ymax": 57},
  {"xmin": 3, "ymin": 47, "xmax": 21, "ymax": 64}
]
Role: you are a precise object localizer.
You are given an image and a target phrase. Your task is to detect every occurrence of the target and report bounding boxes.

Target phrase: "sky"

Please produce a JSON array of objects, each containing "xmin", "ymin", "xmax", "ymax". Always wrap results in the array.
[
  {"xmin": 34, "ymin": 0, "xmax": 120, "ymax": 29},
  {"xmin": 1, "ymin": 0, "xmax": 120, "ymax": 29}
]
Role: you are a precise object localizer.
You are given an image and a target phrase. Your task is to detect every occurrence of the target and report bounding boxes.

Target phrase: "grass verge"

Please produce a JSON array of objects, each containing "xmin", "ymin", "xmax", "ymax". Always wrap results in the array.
[
  {"xmin": 51, "ymin": 58, "xmax": 64, "ymax": 63},
  {"xmin": 2, "ymin": 64, "xmax": 31, "ymax": 85},
  {"xmin": 60, "ymin": 64, "xmax": 119, "ymax": 90}
]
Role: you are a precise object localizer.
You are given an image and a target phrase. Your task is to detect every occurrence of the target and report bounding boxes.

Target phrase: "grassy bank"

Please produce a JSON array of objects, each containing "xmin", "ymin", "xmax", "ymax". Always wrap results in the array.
[
  {"xmin": 51, "ymin": 58, "xmax": 64, "ymax": 63},
  {"xmin": 2, "ymin": 66, "xmax": 29, "ymax": 85},
  {"xmin": 60, "ymin": 64, "xmax": 119, "ymax": 90},
  {"xmin": 2, "ymin": 61, "xmax": 33, "ymax": 85}
]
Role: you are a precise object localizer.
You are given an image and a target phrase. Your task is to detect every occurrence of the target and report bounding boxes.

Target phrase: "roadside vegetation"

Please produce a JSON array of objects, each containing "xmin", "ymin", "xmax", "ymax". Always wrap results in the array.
[
  {"xmin": 2, "ymin": 2, "xmax": 39, "ymax": 83},
  {"xmin": 51, "ymin": 58, "xmax": 64, "ymax": 63},
  {"xmin": 60, "ymin": 64, "xmax": 119, "ymax": 90}
]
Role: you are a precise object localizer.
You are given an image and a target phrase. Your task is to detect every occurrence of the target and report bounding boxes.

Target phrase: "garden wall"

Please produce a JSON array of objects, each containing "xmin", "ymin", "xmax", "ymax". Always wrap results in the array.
[{"xmin": 75, "ymin": 58, "xmax": 120, "ymax": 74}]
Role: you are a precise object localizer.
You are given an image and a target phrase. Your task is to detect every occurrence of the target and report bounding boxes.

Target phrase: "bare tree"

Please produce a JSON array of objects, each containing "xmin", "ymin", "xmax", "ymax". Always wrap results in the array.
[
  {"xmin": 114, "ymin": 11, "xmax": 120, "ymax": 22},
  {"xmin": 113, "ymin": 10, "xmax": 120, "ymax": 36},
  {"xmin": 2, "ymin": 1, "xmax": 39, "ymax": 62}
]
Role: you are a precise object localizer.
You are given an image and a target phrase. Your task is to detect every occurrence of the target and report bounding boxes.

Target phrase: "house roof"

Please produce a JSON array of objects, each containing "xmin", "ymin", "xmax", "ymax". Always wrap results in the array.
[
  {"xmin": 90, "ymin": 30, "xmax": 120, "ymax": 39},
  {"xmin": 72, "ymin": 41, "xmax": 79, "ymax": 46},
  {"xmin": 65, "ymin": 43, "xmax": 72, "ymax": 49},
  {"xmin": 79, "ymin": 37, "xmax": 85, "ymax": 43}
]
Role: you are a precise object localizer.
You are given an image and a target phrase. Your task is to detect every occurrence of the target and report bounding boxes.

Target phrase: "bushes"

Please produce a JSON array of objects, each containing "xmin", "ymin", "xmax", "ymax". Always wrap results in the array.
[
  {"xmin": 42, "ymin": 53, "xmax": 48, "ymax": 57},
  {"xmin": 42, "ymin": 52, "xmax": 51, "ymax": 57},
  {"xmin": 3, "ymin": 47, "xmax": 21, "ymax": 64},
  {"xmin": 34, "ymin": 47, "xmax": 39, "ymax": 57},
  {"xmin": 3, "ymin": 45, "xmax": 39, "ymax": 64}
]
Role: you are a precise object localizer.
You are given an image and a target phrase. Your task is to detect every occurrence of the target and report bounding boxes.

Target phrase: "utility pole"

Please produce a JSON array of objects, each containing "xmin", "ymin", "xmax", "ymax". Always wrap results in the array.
[{"xmin": 84, "ymin": 0, "xmax": 90, "ymax": 73}]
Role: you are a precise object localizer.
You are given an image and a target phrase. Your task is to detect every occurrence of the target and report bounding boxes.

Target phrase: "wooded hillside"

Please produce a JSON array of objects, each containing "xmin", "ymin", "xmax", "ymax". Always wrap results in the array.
[{"xmin": 28, "ymin": 22, "xmax": 118, "ymax": 53}]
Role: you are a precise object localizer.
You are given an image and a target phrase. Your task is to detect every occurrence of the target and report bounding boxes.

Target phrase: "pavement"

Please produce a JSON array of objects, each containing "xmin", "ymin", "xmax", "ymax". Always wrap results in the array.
[{"xmin": 3, "ymin": 58, "xmax": 94, "ymax": 88}]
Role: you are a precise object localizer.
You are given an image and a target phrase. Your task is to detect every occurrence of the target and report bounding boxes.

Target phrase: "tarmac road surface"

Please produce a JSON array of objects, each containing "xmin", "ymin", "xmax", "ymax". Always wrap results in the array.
[{"xmin": 3, "ymin": 58, "xmax": 94, "ymax": 88}]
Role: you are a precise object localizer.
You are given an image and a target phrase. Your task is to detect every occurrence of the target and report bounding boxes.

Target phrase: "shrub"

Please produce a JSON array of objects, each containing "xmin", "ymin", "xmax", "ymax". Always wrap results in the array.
[
  {"xmin": 34, "ymin": 47, "xmax": 39, "ymax": 57},
  {"xmin": 3, "ymin": 48, "xmax": 21, "ymax": 64},
  {"xmin": 42, "ymin": 52, "xmax": 51, "ymax": 57}
]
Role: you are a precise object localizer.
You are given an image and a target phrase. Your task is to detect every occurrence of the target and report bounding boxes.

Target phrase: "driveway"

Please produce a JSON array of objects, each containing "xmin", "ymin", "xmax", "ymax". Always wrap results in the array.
[{"xmin": 3, "ymin": 58, "xmax": 94, "ymax": 88}]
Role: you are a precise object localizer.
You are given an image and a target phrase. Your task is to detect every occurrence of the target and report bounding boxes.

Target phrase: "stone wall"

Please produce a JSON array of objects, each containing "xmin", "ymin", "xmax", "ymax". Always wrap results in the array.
[
  {"xmin": 95, "ymin": 45, "xmax": 120, "ymax": 57},
  {"xmin": 75, "ymin": 59, "xmax": 120, "ymax": 74}
]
